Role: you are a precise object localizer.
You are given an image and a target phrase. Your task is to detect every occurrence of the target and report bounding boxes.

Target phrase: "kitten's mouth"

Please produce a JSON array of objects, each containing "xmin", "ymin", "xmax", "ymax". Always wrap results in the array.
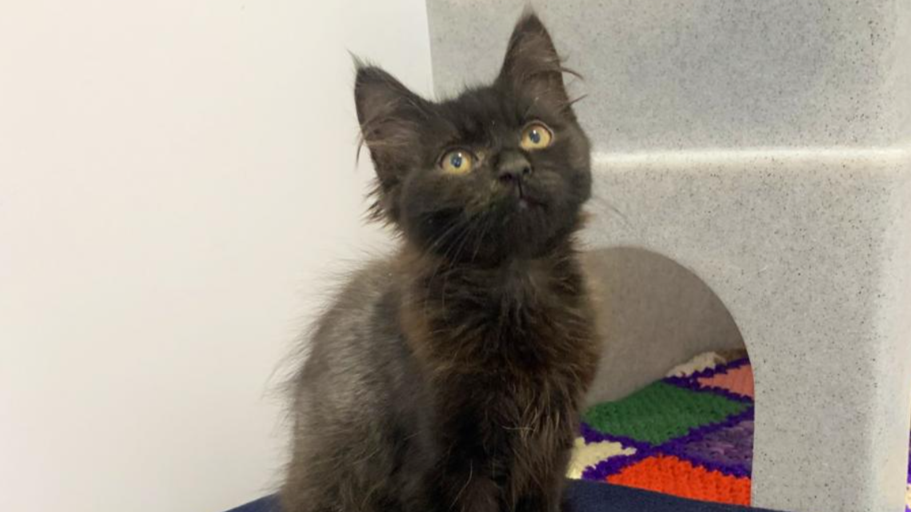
[{"xmin": 516, "ymin": 182, "xmax": 545, "ymax": 210}]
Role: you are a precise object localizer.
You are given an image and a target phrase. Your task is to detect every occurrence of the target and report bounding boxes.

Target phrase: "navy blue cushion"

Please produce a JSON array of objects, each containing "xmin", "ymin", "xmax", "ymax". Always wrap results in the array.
[
  {"xmin": 226, "ymin": 495, "xmax": 278, "ymax": 512},
  {"xmin": 226, "ymin": 479, "xmax": 780, "ymax": 512}
]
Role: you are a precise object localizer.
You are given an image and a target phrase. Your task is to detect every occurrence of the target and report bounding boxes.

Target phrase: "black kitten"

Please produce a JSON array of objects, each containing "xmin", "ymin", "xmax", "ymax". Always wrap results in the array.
[{"xmin": 281, "ymin": 12, "xmax": 599, "ymax": 512}]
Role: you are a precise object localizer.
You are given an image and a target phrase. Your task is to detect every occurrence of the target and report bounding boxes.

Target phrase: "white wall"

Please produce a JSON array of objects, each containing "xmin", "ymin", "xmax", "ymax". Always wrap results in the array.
[{"xmin": 0, "ymin": 1, "xmax": 432, "ymax": 511}]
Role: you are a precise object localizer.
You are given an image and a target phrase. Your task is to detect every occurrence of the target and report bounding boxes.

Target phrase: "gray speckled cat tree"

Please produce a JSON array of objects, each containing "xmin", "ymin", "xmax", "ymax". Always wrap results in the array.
[{"xmin": 426, "ymin": 1, "xmax": 911, "ymax": 511}]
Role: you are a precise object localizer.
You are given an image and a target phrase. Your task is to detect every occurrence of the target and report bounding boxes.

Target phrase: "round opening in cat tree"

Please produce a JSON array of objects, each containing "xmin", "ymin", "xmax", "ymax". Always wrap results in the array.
[
  {"xmin": 581, "ymin": 246, "xmax": 748, "ymax": 404},
  {"xmin": 573, "ymin": 247, "xmax": 756, "ymax": 505}
]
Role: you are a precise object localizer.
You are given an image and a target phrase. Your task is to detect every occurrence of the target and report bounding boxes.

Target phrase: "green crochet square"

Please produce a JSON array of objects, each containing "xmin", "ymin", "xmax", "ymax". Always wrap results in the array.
[{"xmin": 582, "ymin": 382, "xmax": 749, "ymax": 445}]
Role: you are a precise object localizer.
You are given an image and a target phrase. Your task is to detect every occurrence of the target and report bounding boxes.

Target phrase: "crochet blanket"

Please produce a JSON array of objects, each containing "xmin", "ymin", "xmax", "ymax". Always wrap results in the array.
[{"xmin": 568, "ymin": 353, "xmax": 911, "ymax": 511}]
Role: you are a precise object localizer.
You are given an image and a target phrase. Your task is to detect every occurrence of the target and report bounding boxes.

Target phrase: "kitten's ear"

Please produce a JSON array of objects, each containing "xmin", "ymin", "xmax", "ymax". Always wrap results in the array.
[
  {"xmin": 497, "ymin": 12, "xmax": 574, "ymax": 117},
  {"xmin": 354, "ymin": 64, "xmax": 429, "ymax": 221}
]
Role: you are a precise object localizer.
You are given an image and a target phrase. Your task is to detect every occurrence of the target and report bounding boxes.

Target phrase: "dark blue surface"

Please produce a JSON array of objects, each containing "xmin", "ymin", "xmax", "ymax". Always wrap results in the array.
[
  {"xmin": 226, "ymin": 495, "xmax": 278, "ymax": 512},
  {"xmin": 226, "ymin": 479, "xmax": 780, "ymax": 512}
]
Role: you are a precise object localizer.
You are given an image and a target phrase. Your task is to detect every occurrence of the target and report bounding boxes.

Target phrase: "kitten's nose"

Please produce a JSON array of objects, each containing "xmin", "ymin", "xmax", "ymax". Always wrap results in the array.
[{"xmin": 496, "ymin": 152, "xmax": 532, "ymax": 184}]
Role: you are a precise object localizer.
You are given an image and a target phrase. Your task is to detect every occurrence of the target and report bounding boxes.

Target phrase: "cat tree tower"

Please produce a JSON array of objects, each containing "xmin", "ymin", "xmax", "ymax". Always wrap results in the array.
[{"xmin": 427, "ymin": 1, "xmax": 911, "ymax": 511}]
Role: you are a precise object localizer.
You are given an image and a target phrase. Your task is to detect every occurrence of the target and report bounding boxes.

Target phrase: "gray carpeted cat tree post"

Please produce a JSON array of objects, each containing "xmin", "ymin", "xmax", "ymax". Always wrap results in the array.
[{"xmin": 427, "ymin": 2, "xmax": 911, "ymax": 511}]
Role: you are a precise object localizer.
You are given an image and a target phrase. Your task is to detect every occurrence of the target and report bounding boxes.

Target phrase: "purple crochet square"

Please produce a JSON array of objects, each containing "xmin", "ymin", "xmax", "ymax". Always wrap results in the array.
[{"xmin": 667, "ymin": 417, "xmax": 754, "ymax": 477}]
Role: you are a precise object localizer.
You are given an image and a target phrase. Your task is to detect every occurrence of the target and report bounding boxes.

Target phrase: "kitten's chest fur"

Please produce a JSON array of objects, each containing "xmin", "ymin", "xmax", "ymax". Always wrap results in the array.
[
  {"xmin": 399, "ymin": 246, "xmax": 599, "ymax": 448},
  {"xmin": 402, "ymin": 250, "xmax": 595, "ymax": 369}
]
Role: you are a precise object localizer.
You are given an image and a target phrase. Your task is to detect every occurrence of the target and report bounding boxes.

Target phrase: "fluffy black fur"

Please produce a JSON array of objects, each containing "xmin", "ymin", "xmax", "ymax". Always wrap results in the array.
[{"xmin": 282, "ymin": 12, "xmax": 600, "ymax": 512}]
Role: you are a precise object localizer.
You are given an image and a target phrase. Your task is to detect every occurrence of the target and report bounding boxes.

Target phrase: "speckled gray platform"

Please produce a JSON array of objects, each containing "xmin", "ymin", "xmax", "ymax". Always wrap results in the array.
[{"xmin": 427, "ymin": 2, "xmax": 911, "ymax": 512}]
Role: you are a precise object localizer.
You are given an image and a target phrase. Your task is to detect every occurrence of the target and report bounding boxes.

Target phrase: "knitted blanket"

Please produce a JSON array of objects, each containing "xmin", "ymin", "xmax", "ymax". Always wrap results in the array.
[{"xmin": 568, "ymin": 353, "xmax": 911, "ymax": 511}]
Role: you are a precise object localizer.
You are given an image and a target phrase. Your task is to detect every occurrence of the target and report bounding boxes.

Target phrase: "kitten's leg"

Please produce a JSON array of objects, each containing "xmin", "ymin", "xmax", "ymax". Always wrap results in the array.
[
  {"xmin": 513, "ymin": 430, "xmax": 575, "ymax": 512},
  {"xmin": 513, "ymin": 473, "xmax": 565, "ymax": 512},
  {"xmin": 422, "ymin": 459, "xmax": 500, "ymax": 512},
  {"xmin": 282, "ymin": 420, "xmax": 404, "ymax": 512}
]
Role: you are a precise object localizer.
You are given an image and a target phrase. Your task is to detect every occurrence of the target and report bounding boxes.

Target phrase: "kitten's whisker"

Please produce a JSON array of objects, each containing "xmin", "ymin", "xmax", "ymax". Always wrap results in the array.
[
  {"xmin": 591, "ymin": 196, "xmax": 633, "ymax": 229},
  {"xmin": 439, "ymin": 219, "xmax": 478, "ymax": 308},
  {"xmin": 563, "ymin": 94, "xmax": 588, "ymax": 112},
  {"xmin": 470, "ymin": 215, "xmax": 494, "ymax": 262},
  {"xmin": 449, "ymin": 461, "xmax": 473, "ymax": 511}
]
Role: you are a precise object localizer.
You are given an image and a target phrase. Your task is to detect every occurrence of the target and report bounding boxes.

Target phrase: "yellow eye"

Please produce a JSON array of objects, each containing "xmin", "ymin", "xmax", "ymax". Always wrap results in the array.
[
  {"xmin": 440, "ymin": 149, "xmax": 474, "ymax": 174},
  {"xmin": 520, "ymin": 122, "xmax": 553, "ymax": 150}
]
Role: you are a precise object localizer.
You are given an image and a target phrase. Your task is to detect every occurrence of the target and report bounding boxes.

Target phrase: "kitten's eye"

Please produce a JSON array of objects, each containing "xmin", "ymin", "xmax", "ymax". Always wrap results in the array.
[
  {"xmin": 440, "ymin": 149, "xmax": 474, "ymax": 175},
  {"xmin": 519, "ymin": 123, "xmax": 553, "ymax": 151}
]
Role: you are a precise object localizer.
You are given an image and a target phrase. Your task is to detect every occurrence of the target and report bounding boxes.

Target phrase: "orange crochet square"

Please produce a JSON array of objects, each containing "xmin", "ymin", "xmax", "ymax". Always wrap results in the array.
[
  {"xmin": 606, "ymin": 455, "xmax": 751, "ymax": 506},
  {"xmin": 698, "ymin": 364, "xmax": 754, "ymax": 399}
]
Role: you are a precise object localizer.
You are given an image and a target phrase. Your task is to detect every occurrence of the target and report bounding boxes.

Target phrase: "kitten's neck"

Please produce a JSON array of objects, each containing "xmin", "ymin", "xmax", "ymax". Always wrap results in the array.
[
  {"xmin": 397, "ymin": 235, "xmax": 589, "ymax": 339},
  {"xmin": 402, "ymin": 235, "xmax": 581, "ymax": 289},
  {"xmin": 396, "ymin": 234, "xmax": 594, "ymax": 377},
  {"xmin": 404, "ymin": 211, "xmax": 587, "ymax": 276}
]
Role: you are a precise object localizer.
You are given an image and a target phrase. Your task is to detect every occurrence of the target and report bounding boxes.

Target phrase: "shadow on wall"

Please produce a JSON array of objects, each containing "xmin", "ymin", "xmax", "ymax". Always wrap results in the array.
[{"xmin": 581, "ymin": 247, "xmax": 746, "ymax": 404}]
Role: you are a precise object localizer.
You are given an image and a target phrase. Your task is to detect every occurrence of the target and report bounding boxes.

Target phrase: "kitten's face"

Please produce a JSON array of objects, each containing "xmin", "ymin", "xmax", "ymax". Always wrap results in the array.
[{"xmin": 356, "ymin": 14, "xmax": 591, "ymax": 263}]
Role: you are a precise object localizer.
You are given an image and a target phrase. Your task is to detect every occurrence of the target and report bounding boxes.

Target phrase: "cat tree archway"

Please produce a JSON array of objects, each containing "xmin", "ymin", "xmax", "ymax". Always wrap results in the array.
[{"xmin": 427, "ymin": 2, "xmax": 911, "ymax": 511}]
